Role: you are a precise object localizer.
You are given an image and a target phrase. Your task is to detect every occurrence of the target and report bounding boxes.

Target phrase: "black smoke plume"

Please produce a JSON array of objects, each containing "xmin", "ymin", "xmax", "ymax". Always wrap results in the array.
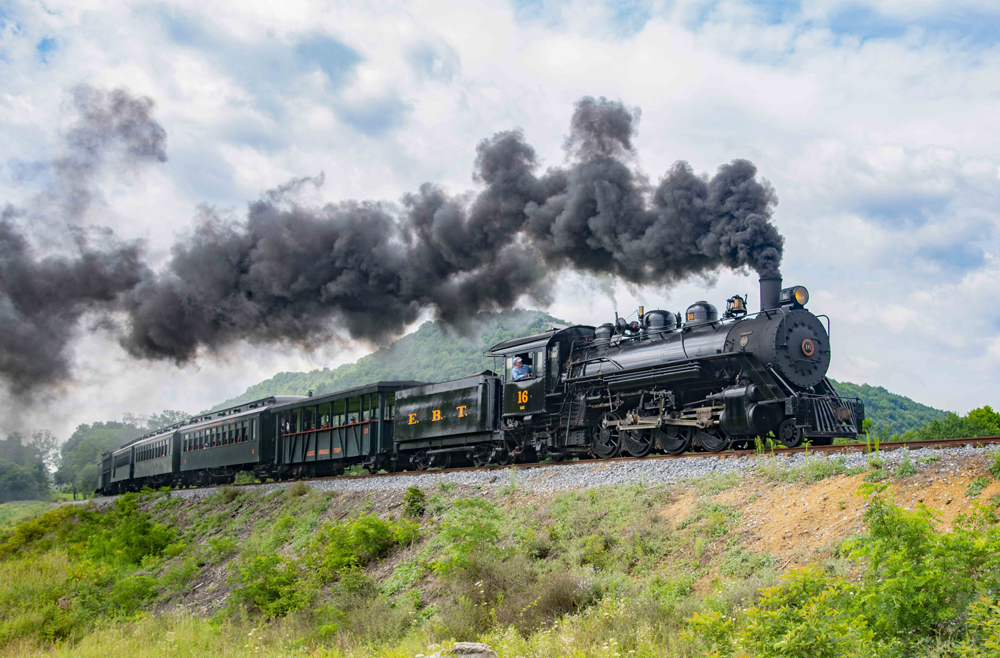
[
  {"xmin": 122, "ymin": 96, "xmax": 782, "ymax": 364},
  {"xmin": 0, "ymin": 86, "xmax": 161, "ymax": 393},
  {"xmin": 1, "ymin": 91, "xmax": 783, "ymax": 392}
]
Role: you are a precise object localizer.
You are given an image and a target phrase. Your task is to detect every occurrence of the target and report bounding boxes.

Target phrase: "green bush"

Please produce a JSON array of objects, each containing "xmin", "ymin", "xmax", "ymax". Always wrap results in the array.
[
  {"xmin": 109, "ymin": 575, "xmax": 158, "ymax": 614},
  {"xmin": 228, "ymin": 553, "xmax": 308, "ymax": 619},
  {"xmin": 303, "ymin": 514, "xmax": 413, "ymax": 583},
  {"xmin": 402, "ymin": 486, "xmax": 426, "ymax": 517},
  {"xmin": 234, "ymin": 470, "xmax": 258, "ymax": 485},
  {"xmin": 431, "ymin": 498, "xmax": 505, "ymax": 574},
  {"xmin": 86, "ymin": 494, "xmax": 176, "ymax": 566}
]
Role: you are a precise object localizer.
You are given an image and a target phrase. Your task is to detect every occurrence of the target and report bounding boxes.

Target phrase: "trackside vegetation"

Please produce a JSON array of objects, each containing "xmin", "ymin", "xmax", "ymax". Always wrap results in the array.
[{"xmin": 4, "ymin": 478, "xmax": 1000, "ymax": 657}]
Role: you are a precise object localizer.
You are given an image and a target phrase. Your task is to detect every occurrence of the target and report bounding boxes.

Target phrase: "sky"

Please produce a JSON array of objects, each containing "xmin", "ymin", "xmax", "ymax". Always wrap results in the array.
[{"xmin": 1, "ymin": 0, "xmax": 999, "ymax": 439}]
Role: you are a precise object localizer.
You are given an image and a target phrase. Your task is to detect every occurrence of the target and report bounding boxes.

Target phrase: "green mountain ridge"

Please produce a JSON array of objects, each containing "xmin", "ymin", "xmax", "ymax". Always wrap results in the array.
[{"xmin": 211, "ymin": 309, "xmax": 949, "ymax": 436}]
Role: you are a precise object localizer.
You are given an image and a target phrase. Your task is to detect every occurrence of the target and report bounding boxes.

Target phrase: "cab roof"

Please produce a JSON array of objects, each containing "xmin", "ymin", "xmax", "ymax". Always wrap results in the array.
[{"xmin": 486, "ymin": 325, "xmax": 595, "ymax": 357}]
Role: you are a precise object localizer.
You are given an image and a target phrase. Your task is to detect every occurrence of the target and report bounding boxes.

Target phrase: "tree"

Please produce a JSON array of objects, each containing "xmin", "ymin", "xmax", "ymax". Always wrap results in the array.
[{"xmin": 0, "ymin": 432, "xmax": 51, "ymax": 502}]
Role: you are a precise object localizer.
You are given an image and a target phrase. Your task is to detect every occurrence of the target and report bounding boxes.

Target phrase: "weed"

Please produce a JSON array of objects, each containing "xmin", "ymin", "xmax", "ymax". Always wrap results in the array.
[
  {"xmin": 302, "ymin": 514, "xmax": 413, "ymax": 582},
  {"xmin": 918, "ymin": 454, "xmax": 940, "ymax": 466},
  {"xmin": 677, "ymin": 501, "xmax": 740, "ymax": 538},
  {"xmin": 895, "ymin": 449, "xmax": 917, "ymax": 478},
  {"xmin": 218, "ymin": 485, "xmax": 240, "ymax": 503},
  {"xmin": 205, "ymin": 535, "xmax": 238, "ymax": 563},
  {"xmin": 757, "ymin": 455, "xmax": 847, "ymax": 484},
  {"xmin": 427, "ymin": 493, "xmax": 449, "ymax": 516},
  {"xmin": 285, "ymin": 481, "xmax": 309, "ymax": 497},
  {"xmin": 501, "ymin": 471, "xmax": 521, "ymax": 495},
  {"xmin": 990, "ymin": 451, "xmax": 1000, "ymax": 481},
  {"xmin": 865, "ymin": 468, "xmax": 888, "ymax": 483},
  {"xmin": 967, "ymin": 476, "xmax": 990, "ymax": 499},
  {"xmin": 719, "ymin": 546, "xmax": 777, "ymax": 578},
  {"xmin": 402, "ymin": 486, "xmax": 426, "ymax": 518},
  {"xmin": 839, "ymin": 500, "xmax": 847, "ymax": 511},
  {"xmin": 160, "ymin": 557, "xmax": 199, "ymax": 592}
]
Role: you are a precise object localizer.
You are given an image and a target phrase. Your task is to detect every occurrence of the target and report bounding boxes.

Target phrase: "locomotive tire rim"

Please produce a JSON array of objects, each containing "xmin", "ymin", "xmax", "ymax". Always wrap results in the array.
[
  {"xmin": 696, "ymin": 430, "xmax": 730, "ymax": 453},
  {"xmin": 622, "ymin": 429, "xmax": 653, "ymax": 458},
  {"xmin": 656, "ymin": 427, "xmax": 691, "ymax": 455},
  {"xmin": 593, "ymin": 413, "xmax": 621, "ymax": 458},
  {"xmin": 801, "ymin": 338, "xmax": 815, "ymax": 357}
]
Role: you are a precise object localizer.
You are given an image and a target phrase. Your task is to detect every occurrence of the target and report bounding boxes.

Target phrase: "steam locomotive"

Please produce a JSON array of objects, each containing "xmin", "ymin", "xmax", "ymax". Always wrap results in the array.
[{"xmin": 96, "ymin": 277, "xmax": 863, "ymax": 495}]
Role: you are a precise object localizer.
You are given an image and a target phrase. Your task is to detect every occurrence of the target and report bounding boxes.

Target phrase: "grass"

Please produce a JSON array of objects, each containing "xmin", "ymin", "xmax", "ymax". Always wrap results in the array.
[
  {"xmin": 0, "ymin": 501, "xmax": 54, "ymax": 530},
  {"xmin": 756, "ymin": 455, "xmax": 848, "ymax": 483},
  {"xmin": 10, "ymin": 474, "xmax": 1000, "ymax": 658},
  {"xmin": 692, "ymin": 472, "xmax": 741, "ymax": 496}
]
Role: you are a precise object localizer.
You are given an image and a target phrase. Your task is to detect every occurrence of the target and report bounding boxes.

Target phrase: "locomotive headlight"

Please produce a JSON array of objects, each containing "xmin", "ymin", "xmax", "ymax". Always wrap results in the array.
[{"xmin": 793, "ymin": 286, "xmax": 809, "ymax": 306}]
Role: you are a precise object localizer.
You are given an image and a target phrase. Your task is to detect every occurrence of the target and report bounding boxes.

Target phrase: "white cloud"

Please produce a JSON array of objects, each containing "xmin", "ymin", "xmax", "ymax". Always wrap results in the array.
[{"xmin": 1, "ymin": 0, "xmax": 999, "ymax": 439}]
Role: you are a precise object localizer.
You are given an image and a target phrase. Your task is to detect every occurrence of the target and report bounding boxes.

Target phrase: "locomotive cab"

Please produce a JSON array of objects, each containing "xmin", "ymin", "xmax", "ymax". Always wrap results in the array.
[{"xmin": 487, "ymin": 325, "xmax": 595, "ymax": 418}]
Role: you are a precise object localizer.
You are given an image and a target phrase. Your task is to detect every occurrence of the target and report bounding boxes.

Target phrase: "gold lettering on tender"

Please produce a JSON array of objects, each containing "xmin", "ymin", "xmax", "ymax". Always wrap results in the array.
[
  {"xmin": 432, "ymin": 410, "xmax": 443, "ymax": 421},
  {"xmin": 408, "ymin": 413, "xmax": 419, "ymax": 425},
  {"xmin": 457, "ymin": 405, "xmax": 468, "ymax": 417}
]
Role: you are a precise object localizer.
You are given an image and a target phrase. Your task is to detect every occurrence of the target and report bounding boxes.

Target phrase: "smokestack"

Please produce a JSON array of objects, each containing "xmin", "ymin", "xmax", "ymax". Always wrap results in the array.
[{"xmin": 759, "ymin": 277, "xmax": 781, "ymax": 312}]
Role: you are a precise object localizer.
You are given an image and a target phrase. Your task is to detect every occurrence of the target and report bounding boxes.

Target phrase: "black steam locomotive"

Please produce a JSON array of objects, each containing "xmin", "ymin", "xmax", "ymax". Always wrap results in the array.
[{"xmin": 96, "ymin": 277, "xmax": 863, "ymax": 495}]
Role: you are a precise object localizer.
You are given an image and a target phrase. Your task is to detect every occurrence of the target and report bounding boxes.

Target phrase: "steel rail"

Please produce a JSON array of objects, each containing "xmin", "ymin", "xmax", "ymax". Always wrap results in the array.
[{"xmin": 145, "ymin": 434, "xmax": 1000, "ymax": 495}]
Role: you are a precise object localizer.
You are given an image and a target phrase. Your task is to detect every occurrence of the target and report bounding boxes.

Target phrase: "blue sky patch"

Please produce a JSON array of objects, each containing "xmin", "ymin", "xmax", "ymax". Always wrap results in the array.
[
  {"xmin": 338, "ymin": 96, "xmax": 409, "ymax": 137},
  {"xmin": 36, "ymin": 36, "xmax": 56, "ymax": 62},
  {"xmin": 916, "ymin": 240, "xmax": 986, "ymax": 276},
  {"xmin": 295, "ymin": 35, "xmax": 361, "ymax": 87}
]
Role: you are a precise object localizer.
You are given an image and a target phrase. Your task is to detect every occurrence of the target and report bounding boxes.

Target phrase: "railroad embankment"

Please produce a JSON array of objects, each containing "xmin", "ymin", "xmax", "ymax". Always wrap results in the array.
[{"xmin": 3, "ymin": 445, "xmax": 1000, "ymax": 657}]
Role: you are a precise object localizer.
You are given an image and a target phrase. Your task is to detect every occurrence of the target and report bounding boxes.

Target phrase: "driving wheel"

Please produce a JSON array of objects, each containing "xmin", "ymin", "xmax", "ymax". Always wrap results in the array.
[
  {"xmin": 656, "ymin": 426, "xmax": 692, "ymax": 455},
  {"xmin": 622, "ymin": 429, "xmax": 654, "ymax": 457},
  {"xmin": 695, "ymin": 430, "xmax": 730, "ymax": 453},
  {"xmin": 592, "ymin": 412, "xmax": 621, "ymax": 458}
]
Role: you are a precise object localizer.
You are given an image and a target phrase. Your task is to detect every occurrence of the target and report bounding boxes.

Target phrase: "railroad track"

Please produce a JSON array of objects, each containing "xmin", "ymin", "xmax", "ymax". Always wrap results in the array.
[
  {"xmin": 84, "ymin": 435, "xmax": 1000, "ymax": 501},
  {"xmin": 218, "ymin": 434, "xmax": 1000, "ymax": 488}
]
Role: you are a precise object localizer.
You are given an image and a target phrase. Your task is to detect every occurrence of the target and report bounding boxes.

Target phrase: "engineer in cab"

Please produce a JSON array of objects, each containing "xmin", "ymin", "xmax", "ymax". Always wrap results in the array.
[{"xmin": 512, "ymin": 356, "xmax": 532, "ymax": 381}]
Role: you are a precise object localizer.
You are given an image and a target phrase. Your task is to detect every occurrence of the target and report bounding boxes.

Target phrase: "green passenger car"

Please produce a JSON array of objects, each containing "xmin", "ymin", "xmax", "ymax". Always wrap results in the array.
[{"xmin": 272, "ymin": 382, "xmax": 424, "ymax": 476}]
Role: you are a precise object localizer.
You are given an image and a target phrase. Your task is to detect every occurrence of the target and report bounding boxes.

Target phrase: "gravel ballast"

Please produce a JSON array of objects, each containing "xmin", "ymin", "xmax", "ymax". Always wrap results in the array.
[{"xmin": 82, "ymin": 443, "xmax": 994, "ymax": 505}]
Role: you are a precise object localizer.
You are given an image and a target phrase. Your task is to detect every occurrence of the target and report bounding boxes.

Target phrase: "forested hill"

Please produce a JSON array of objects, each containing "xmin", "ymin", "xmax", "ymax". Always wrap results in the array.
[
  {"xmin": 211, "ymin": 309, "xmax": 950, "ymax": 433},
  {"xmin": 829, "ymin": 380, "xmax": 948, "ymax": 434},
  {"xmin": 209, "ymin": 310, "xmax": 569, "ymax": 411}
]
